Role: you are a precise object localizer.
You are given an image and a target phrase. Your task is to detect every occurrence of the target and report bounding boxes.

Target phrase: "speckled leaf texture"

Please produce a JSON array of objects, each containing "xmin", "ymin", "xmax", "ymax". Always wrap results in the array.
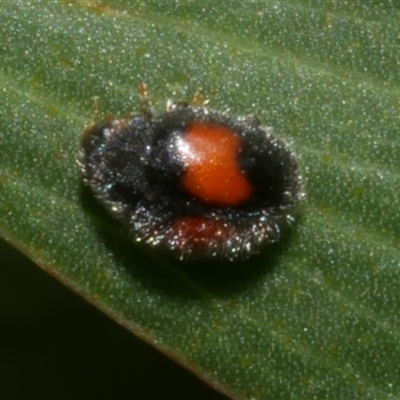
[{"xmin": 1, "ymin": 2, "xmax": 400, "ymax": 399}]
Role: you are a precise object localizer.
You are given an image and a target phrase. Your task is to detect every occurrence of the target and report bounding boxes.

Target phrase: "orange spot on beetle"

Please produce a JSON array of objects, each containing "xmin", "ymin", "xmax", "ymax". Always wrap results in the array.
[{"xmin": 178, "ymin": 122, "xmax": 253, "ymax": 206}]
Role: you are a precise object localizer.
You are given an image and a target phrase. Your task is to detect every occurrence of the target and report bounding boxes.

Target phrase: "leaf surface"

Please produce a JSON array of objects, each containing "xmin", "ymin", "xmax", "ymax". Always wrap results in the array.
[{"xmin": 1, "ymin": 2, "xmax": 400, "ymax": 398}]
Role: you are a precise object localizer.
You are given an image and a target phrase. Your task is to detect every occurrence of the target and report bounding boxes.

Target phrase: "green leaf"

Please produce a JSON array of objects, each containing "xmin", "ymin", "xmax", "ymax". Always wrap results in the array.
[{"xmin": 1, "ymin": 1, "xmax": 400, "ymax": 399}]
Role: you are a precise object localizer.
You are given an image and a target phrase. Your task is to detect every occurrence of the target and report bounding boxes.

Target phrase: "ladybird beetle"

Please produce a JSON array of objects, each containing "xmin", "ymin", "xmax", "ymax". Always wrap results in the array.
[{"xmin": 79, "ymin": 83, "xmax": 304, "ymax": 260}]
